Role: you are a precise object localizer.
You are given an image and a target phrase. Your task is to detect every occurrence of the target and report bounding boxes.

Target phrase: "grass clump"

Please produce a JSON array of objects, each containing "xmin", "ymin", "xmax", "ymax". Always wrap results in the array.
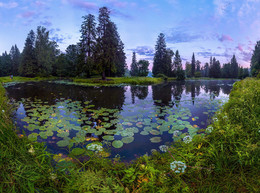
[{"xmin": 0, "ymin": 84, "xmax": 62, "ymax": 192}]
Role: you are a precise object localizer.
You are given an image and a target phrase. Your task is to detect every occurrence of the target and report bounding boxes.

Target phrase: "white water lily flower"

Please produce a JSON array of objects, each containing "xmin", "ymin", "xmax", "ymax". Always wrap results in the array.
[
  {"xmin": 183, "ymin": 135, "xmax": 192, "ymax": 143},
  {"xmin": 170, "ymin": 161, "xmax": 187, "ymax": 173},
  {"xmin": 173, "ymin": 130, "xmax": 180, "ymax": 137},
  {"xmin": 87, "ymin": 143, "xmax": 103, "ymax": 153},
  {"xmin": 159, "ymin": 145, "xmax": 168, "ymax": 152}
]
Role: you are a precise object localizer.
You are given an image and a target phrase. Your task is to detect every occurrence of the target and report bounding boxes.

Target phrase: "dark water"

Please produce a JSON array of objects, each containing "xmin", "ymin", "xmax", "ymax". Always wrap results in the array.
[{"xmin": 5, "ymin": 80, "xmax": 237, "ymax": 161}]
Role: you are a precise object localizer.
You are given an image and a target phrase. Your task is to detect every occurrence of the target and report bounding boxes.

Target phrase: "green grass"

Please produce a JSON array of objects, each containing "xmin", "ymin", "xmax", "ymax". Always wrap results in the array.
[
  {"xmin": 72, "ymin": 77, "xmax": 163, "ymax": 86},
  {"xmin": 0, "ymin": 76, "xmax": 59, "ymax": 83},
  {"xmin": 0, "ymin": 77, "xmax": 259, "ymax": 192}
]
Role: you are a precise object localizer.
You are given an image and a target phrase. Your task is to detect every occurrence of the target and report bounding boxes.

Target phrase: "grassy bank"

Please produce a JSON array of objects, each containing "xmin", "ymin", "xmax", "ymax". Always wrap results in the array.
[
  {"xmin": 0, "ymin": 76, "xmax": 164, "ymax": 87},
  {"xmin": 0, "ymin": 78, "xmax": 259, "ymax": 192},
  {"xmin": 72, "ymin": 77, "xmax": 163, "ymax": 86}
]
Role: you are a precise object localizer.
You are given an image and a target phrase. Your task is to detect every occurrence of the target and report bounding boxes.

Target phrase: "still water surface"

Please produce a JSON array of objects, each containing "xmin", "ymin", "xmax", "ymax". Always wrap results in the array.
[{"xmin": 5, "ymin": 80, "xmax": 237, "ymax": 161}]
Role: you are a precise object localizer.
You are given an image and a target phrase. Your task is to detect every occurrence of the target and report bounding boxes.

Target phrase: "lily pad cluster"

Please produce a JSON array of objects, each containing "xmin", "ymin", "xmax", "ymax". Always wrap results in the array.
[{"xmin": 13, "ymin": 90, "xmax": 227, "ymax": 158}]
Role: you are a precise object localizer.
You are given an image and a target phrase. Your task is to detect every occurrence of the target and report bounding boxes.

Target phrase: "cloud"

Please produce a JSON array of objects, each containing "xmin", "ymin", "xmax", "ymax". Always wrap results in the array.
[
  {"xmin": 104, "ymin": 0, "xmax": 128, "ymax": 8},
  {"xmin": 0, "ymin": 1, "xmax": 18, "ymax": 9},
  {"xmin": 40, "ymin": 20, "xmax": 52, "ymax": 27},
  {"xmin": 18, "ymin": 11, "xmax": 36, "ymax": 18},
  {"xmin": 129, "ymin": 46, "xmax": 154, "ymax": 57},
  {"xmin": 213, "ymin": 0, "xmax": 234, "ymax": 17},
  {"xmin": 110, "ymin": 9, "xmax": 132, "ymax": 19},
  {"xmin": 166, "ymin": 28, "xmax": 203, "ymax": 43},
  {"xmin": 241, "ymin": 51, "xmax": 252, "ymax": 62},
  {"xmin": 218, "ymin": 34, "xmax": 233, "ymax": 42},
  {"xmin": 63, "ymin": 0, "xmax": 97, "ymax": 10},
  {"xmin": 197, "ymin": 51, "xmax": 231, "ymax": 58},
  {"xmin": 34, "ymin": 1, "xmax": 47, "ymax": 8},
  {"xmin": 236, "ymin": 44, "xmax": 243, "ymax": 52}
]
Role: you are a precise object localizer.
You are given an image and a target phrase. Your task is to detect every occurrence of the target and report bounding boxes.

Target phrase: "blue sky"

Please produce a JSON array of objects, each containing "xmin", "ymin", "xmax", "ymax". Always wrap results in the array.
[{"xmin": 1, "ymin": 0, "xmax": 260, "ymax": 69}]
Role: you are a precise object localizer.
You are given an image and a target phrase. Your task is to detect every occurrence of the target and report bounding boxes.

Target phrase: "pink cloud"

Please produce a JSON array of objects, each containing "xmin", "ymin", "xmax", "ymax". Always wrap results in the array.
[
  {"xmin": 18, "ymin": 11, "xmax": 36, "ymax": 18},
  {"xmin": 236, "ymin": 44, "xmax": 243, "ymax": 52},
  {"xmin": 218, "ymin": 34, "xmax": 233, "ymax": 42},
  {"xmin": 66, "ymin": 0, "xmax": 97, "ymax": 10}
]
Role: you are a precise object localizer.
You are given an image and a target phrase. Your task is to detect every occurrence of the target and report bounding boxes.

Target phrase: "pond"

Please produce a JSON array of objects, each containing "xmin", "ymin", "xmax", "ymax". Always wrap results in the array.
[{"xmin": 5, "ymin": 80, "xmax": 237, "ymax": 161}]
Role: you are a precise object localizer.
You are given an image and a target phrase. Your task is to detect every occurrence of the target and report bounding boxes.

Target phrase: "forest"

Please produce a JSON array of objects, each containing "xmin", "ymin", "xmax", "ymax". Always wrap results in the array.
[{"xmin": 0, "ymin": 7, "xmax": 259, "ymax": 80}]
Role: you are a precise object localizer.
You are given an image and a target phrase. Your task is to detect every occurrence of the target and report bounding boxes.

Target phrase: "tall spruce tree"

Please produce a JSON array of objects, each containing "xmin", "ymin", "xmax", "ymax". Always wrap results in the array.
[
  {"xmin": 9, "ymin": 45, "xmax": 21, "ymax": 75},
  {"xmin": 130, "ymin": 52, "xmax": 138, "ymax": 76},
  {"xmin": 35, "ymin": 26, "xmax": 59, "ymax": 76},
  {"xmin": 66, "ymin": 44, "xmax": 80, "ymax": 77},
  {"xmin": 185, "ymin": 62, "xmax": 192, "ymax": 78},
  {"xmin": 152, "ymin": 33, "xmax": 167, "ymax": 76},
  {"xmin": 113, "ymin": 38, "xmax": 126, "ymax": 77},
  {"xmin": 79, "ymin": 14, "xmax": 96, "ymax": 77},
  {"xmin": 250, "ymin": 40, "xmax": 260, "ymax": 76},
  {"xmin": 173, "ymin": 50, "xmax": 182, "ymax": 72},
  {"xmin": 191, "ymin": 53, "xmax": 195, "ymax": 77},
  {"xmin": 19, "ymin": 30, "xmax": 37, "ymax": 77},
  {"xmin": 165, "ymin": 48, "xmax": 174, "ymax": 77},
  {"xmin": 230, "ymin": 55, "xmax": 238, "ymax": 78},
  {"xmin": 0, "ymin": 52, "xmax": 12, "ymax": 76},
  {"xmin": 209, "ymin": 57, "xmax": 221, "ymax": 78},
  {"xmin": 96, "ymin": 7, "xmax": 124, "ymax": 79}
]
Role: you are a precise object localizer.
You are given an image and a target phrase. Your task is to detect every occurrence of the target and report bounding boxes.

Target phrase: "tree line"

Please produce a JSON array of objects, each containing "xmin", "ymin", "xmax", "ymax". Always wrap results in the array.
[
  {"xmin": 0, "ymin": 7, "xmax": 126, "ymax": 79},
  {"xmin": 1, "ymin": 7, "xmax": 260, "ymax": 79}
]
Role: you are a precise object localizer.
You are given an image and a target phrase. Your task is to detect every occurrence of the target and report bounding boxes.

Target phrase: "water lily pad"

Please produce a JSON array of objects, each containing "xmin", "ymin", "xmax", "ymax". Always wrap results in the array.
[
  {"xmin": 122, "ymin": 136, "xmax": 134, "ymax": 144},
  {"xmin": 39, "ymin": 131, "xmax": 48, "ymax": 139},
  {"xmin": 57, "ymin": 139, "xmax": 70, "ymax": 147},
  {"xmin": 102, "ymin": 135, "xmax": 114, "ymax": 141},
  {"xmin": 71, "ymin": 148, "xmax": 85, "ymax": 156},
  {"xmin": 112, "ymin": 140, "xmax": 123, "ymax": 148},
  {"xmin": 150, "ymin": 130, "xmax": 160, "ymax": 135},
  {"xmin": 140, "ymin": 131, "xmax": 149, "ymax": 135},
  {"xmin": 28, "ymin": 133, "xmax": 38, "ymax": 141},
  {"xmin": 150, "ymin": 137, "xmax": 162, "ymax": 143}
]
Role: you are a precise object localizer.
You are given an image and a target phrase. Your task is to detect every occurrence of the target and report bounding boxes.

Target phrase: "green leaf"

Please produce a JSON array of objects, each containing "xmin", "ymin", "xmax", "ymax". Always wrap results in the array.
[
  {"xmin": 122, "ymin": 137, "xmax": 134, "ymax": 144},
  {"xmin": 102, "ymin": 135, "xmax": 114, "ymax": 141},
  {"xmin": 112, "ymin": 140, "xmax": 123, "ymax": 148},
  {"xmin": 150, "ymin": 137, "xmax": 162, "ymax": 143},
  {"xmin": 57, "ymin": 140, "xmax": 70, "ymax": 147},
  {"xmin": 28, "ymin": 133, "xmax": 38, "ymax": 141},
  {"xmin": 71, "ymin": 148, "xmax": 85, "ymax": 156}
]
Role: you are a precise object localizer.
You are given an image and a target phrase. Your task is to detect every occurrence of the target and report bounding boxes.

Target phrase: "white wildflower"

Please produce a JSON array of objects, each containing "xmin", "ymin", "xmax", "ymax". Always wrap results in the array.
[
  {"xmin": 49, "ymin": 173, "xmax": 57, "ymax": 181},
  {"xmin": 183, "ymin": 135, "xmax": 192, "ymax": 143},
  {"xmin": 2, "ymin": 110, "xmax": 4, "ymax": 113},
  {"xmin": 159, "ymin": 145, "xmax": 168, "ymax": 152},
  {"xmin": 206, "ymin": 126, "xmax": 213, "ymax": 133},
  {"xmin": 28, "ymin": 145, "xmax": 35, "ymax": 154},
  {"xmin": 170, "ymin": 161, "xmax": 187, "ymax": 174}
]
